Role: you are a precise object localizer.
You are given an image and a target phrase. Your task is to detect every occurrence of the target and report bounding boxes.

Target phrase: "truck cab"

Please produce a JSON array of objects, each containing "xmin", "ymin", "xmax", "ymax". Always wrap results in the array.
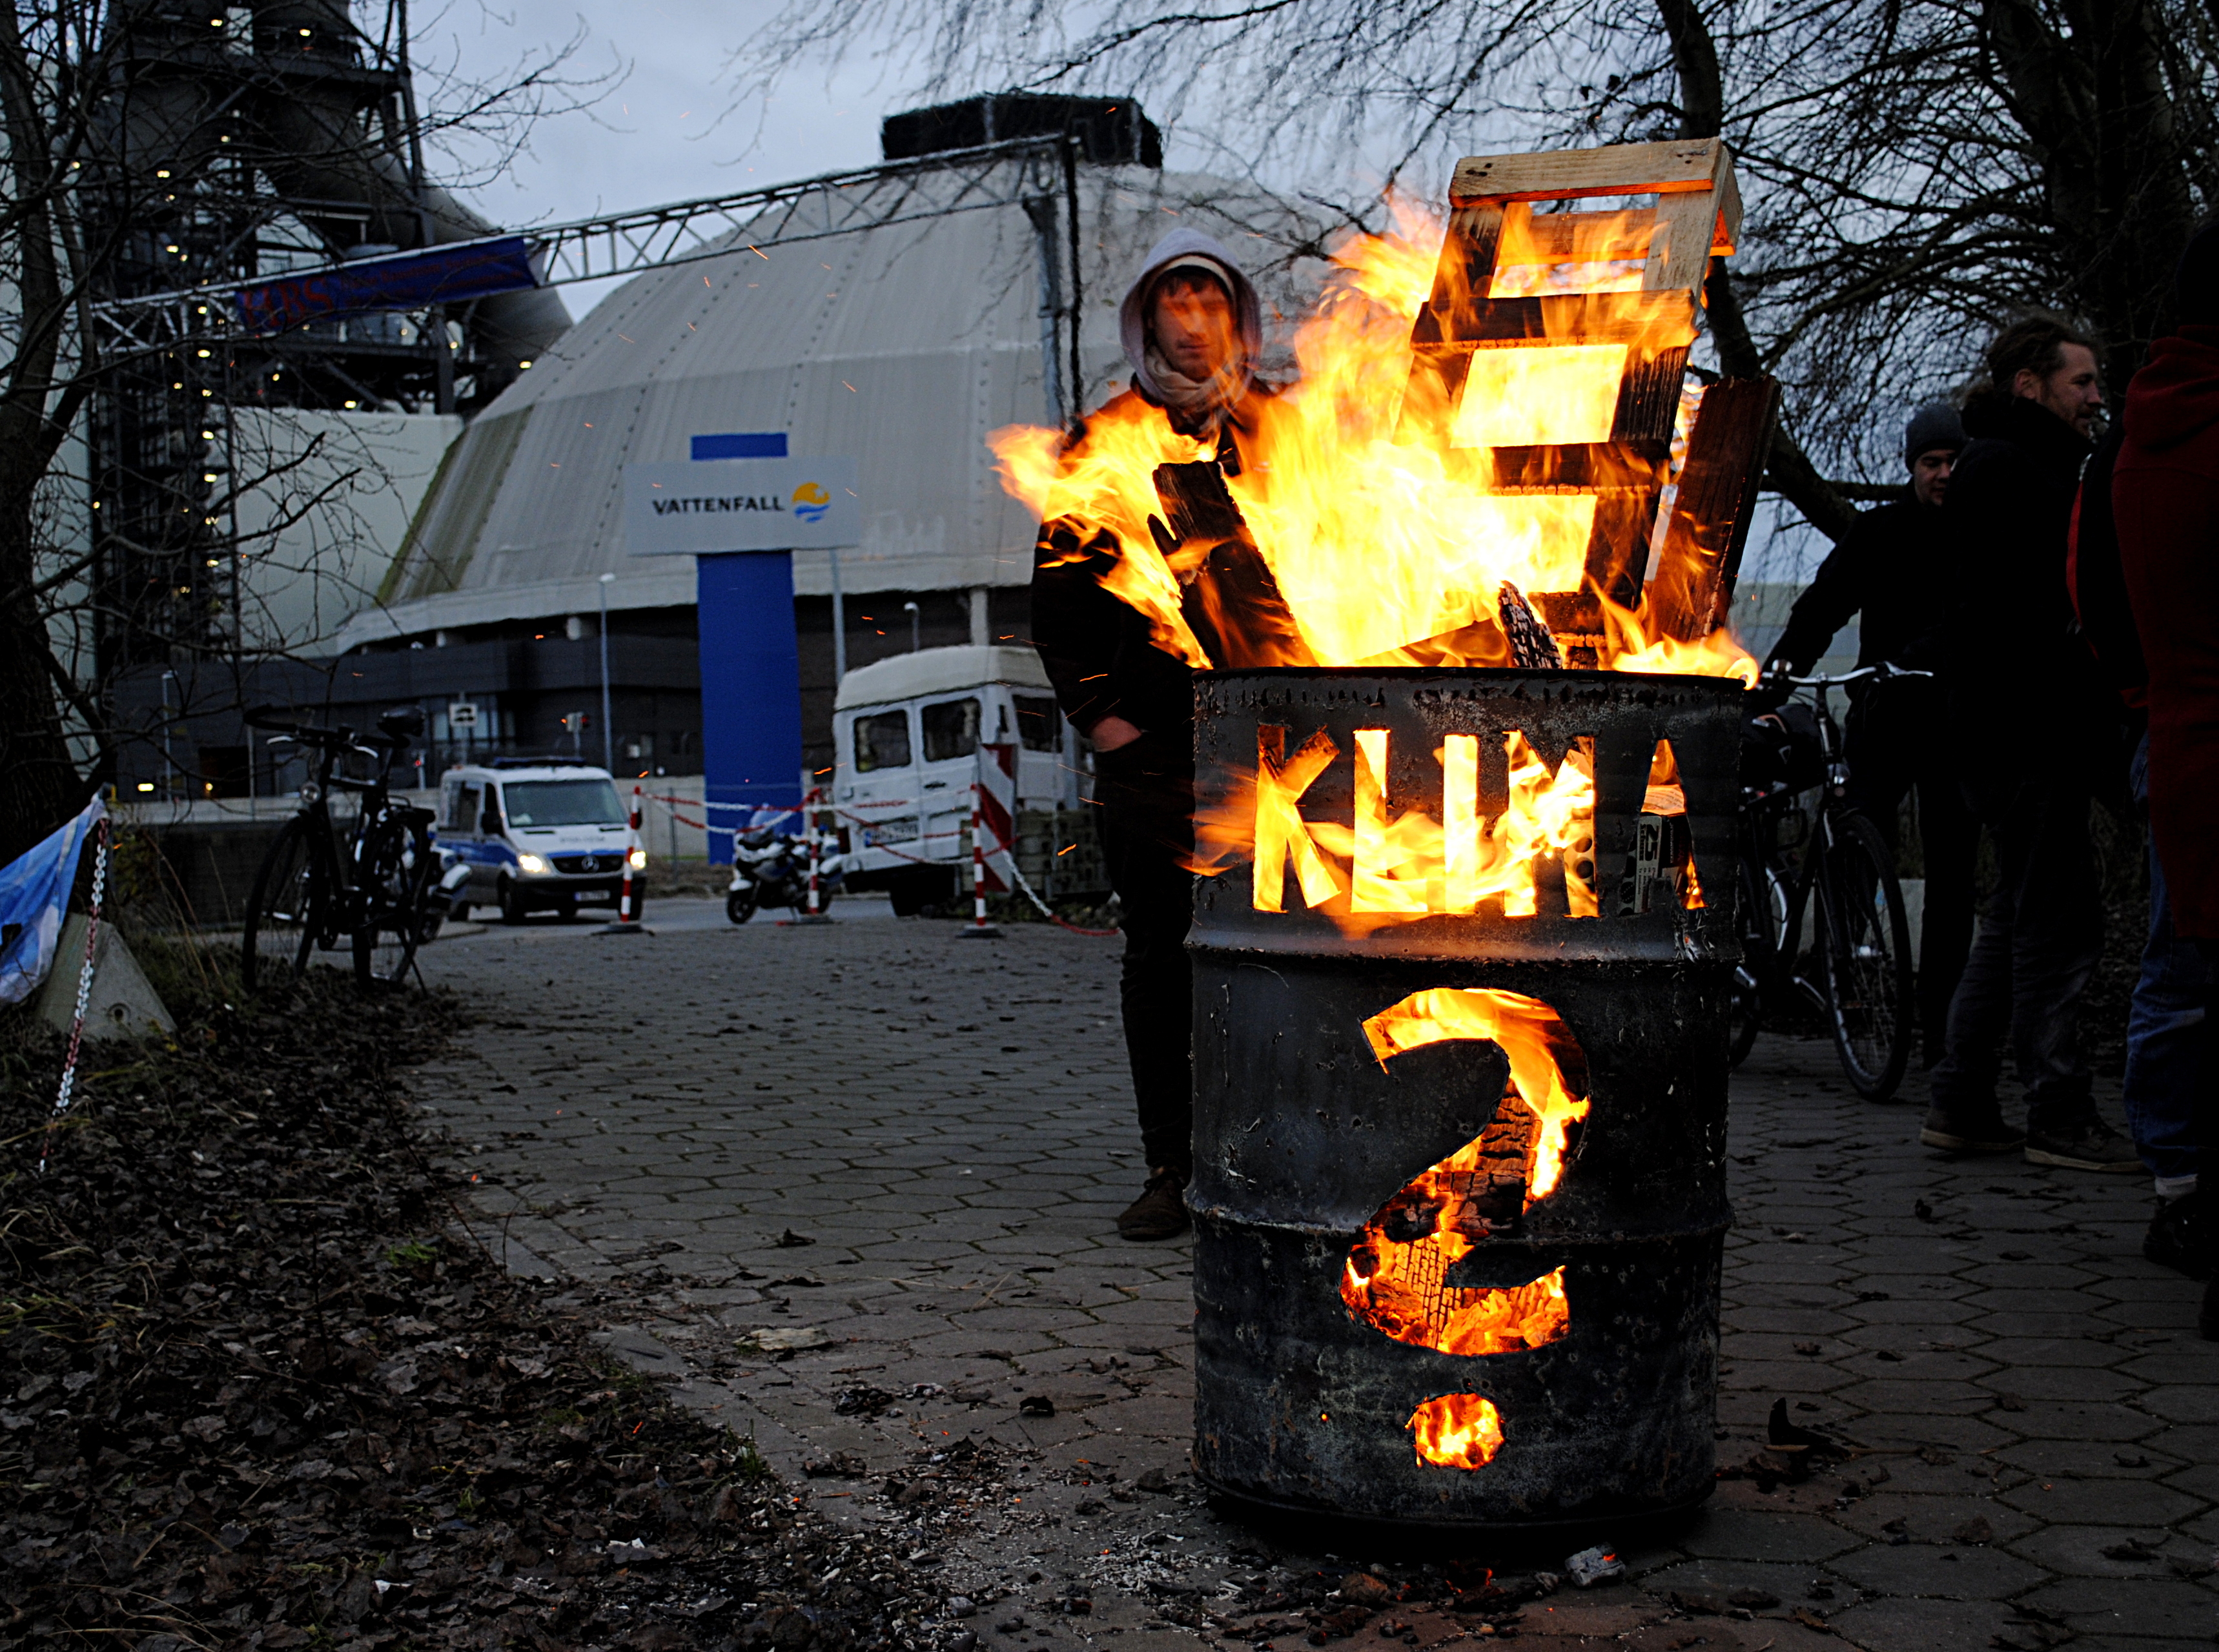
[
  {"xmin": 438, "ymin": 760, "xmax": 642, "ymax": 923},
  {"xmin": 831, "ymin": 645, "xmax": 1082, "ymax": 913}
]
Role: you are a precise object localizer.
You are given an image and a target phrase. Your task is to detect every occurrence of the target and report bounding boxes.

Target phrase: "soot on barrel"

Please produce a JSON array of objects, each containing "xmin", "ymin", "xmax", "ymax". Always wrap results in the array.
[{"xmin": 1188, "ymin": 666, "xmax": 1743, "ymax": 1531}]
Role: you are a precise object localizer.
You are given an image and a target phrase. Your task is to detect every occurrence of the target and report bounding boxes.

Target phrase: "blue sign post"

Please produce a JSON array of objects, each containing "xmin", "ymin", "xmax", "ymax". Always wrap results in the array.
[{"xmin": 624, "ymin": 433, "xmax": 860, "ymax": 864}]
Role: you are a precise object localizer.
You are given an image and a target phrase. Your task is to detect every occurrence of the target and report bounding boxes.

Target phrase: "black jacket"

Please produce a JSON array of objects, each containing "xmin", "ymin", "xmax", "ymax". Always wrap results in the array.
[
  {"xmin": 1941, "ymin": 392, "xmax": 2109, "ymax": 759},
  {"xmin": 1030, "ymin": 386, "xmax": 1255, "ymax": 740},
  {"xmin": 1768, "ymin": 493, "xmax": 1952, "ymax": 677},
  {"xmin": 1030, "ymin": 512, "xmax": 1198, "ymax": 739}
]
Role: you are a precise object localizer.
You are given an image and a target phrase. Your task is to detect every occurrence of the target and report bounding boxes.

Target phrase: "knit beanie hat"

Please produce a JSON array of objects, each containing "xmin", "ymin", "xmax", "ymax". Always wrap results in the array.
[{"xmin": 1903, "ymin": 402, "xmax": 1966, "ymax": 469}]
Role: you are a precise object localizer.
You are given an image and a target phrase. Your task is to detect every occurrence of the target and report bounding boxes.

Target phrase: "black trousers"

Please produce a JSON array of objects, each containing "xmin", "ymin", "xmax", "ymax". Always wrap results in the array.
[
  {"xmin": 1930, "ymin": 762, "xmax": 2104, "ymax": 1128},
  {"xmin": 1093, "ymin": 730, "xmax": 1196, "ymax": 1174},
  {"xmin": 1843, "ymin": 684, "xmax": 1980, "ymax": 1061}
]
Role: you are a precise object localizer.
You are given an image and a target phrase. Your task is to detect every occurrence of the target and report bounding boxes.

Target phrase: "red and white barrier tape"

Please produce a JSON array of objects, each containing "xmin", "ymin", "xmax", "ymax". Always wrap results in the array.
[
  {"xmin": 39, "ymin": 818, "xmax": 108, "ymax": 1175},
  {"xmin": 636, "ymin": 789, "xmax": 1114, "ymax": 934}
]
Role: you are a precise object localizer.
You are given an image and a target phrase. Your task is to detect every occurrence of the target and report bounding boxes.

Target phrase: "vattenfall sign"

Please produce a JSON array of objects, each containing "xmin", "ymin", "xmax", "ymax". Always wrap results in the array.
[{"xmin": 622, "ymin": 457, "xmax": 861, "ymax": 555}]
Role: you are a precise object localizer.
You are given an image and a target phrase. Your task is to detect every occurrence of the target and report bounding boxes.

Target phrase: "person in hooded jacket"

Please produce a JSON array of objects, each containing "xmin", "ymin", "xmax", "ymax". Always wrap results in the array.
[
  {"xmin": 2112, "ymin": 221, "xmax": 2219, "ymax": 1334},
  {"xmin": 1766, "ymin": 403, "xmax": 1977, "ymax": 1065},
  {"xmin": 1030, "ymin": 230, "xmax": 1271, "ymax": 1240},
  {"xmin": 1922, "ymin": 315, "xmax": 2141, "ymax": 1172}
]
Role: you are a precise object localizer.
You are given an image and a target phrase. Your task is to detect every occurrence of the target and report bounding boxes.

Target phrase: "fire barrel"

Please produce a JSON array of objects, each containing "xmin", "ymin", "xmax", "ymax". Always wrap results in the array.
[{"xmin": 1189, "ymin": 666, "xmax": 1743, "ymax": 1530}]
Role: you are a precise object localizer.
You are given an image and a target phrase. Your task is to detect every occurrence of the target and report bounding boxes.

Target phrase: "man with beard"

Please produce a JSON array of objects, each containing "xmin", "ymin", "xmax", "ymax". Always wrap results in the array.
[{"xmin": 1923, "ymin": 316, "xmax": 2138, "ymax": 1172}]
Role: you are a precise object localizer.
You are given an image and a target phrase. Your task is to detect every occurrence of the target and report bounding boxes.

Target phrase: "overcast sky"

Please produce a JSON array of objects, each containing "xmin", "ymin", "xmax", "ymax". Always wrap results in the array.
[
  {"xmin": 410, "ymin": 0, "xmax": 908, "ymax": 318},
  {"xmin": 407, "ymin": 0, "xmax": 1828, "ymax": 586}
]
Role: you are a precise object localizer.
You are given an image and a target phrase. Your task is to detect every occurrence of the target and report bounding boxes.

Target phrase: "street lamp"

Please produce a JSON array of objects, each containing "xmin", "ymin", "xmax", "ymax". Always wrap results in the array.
[
  {"xmin": 160, "ymin": 670, "xmax": 177, "ymax": 799},
  {"xmin": 598, "ymin": 573, "xmax": 615, "ymax": 773},
  {"xmin": 903, "ymin": 600, "xmax": 920, "ymax": 653}
]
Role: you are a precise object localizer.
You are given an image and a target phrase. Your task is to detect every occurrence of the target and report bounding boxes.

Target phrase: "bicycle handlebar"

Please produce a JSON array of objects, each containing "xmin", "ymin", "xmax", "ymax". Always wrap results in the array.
[
  {"xmin": 245, "ymin": 704, "xmax": 399, "ymax": 751},
  {"xmin": 1770, "ymin": 663, "xmax": 1934, "ymax": 690}
]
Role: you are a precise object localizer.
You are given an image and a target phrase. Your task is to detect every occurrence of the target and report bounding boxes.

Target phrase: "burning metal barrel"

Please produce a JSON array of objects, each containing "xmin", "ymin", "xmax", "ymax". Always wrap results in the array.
[{"xmin": 1189, "ymin": 666, "xmax": 1743, "ymax": 1529}]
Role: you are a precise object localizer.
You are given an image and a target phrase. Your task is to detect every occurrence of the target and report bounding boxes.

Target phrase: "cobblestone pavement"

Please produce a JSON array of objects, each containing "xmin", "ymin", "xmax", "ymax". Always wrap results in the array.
[{"xmin": 409, "ymin": 900, "xmax": 2214, "ymax": 1652}]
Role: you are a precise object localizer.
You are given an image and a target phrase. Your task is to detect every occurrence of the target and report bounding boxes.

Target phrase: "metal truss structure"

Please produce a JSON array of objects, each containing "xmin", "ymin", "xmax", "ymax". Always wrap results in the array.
[{"xmin": 92, "ymin": 135, "xmax": 1076, "ymax": 358}]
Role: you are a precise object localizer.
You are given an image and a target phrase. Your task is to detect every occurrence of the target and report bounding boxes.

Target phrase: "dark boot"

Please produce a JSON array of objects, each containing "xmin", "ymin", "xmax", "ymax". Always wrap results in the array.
[
  {"xmin": 2145, "ymin": 1191, "xmax": 2214, "ymax": 1280},
  {"xmin": 1919, "ymin": 1097, "xmax": 2023, "ymax": 1154},
  {"xmin": 1116, "ymin": 1167, "xmax": 1190, "ymax": 1241},
  {"xmin": 2024, "ymin": 1113, "xmax": 2142, "ymax": 1172}
]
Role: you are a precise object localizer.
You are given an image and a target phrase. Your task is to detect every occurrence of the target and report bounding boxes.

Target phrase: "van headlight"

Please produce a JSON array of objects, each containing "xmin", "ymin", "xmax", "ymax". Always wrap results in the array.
[
  {"xmin": 516, "ymin": 853, "xmax": 550, "ymax": 875},
  {"xmin": 628, "ymin": 848, "xmax": 647, "ymax": 870}
]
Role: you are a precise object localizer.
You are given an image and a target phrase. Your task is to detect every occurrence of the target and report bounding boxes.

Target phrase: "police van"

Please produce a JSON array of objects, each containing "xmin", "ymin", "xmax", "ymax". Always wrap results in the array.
[
  {"xmin": 438, "ymin": 760, "xmax": 644, "ymax": 923},
  {"xmin": 830, "ymin": 645, "xmax": 1085, "ymax": 913}
]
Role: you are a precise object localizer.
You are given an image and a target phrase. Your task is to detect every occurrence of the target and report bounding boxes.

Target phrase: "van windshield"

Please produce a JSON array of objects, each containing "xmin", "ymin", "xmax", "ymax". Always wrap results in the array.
[{"xmin": 502, "ymin": 779, "xmax": 624, "ymax": 826}]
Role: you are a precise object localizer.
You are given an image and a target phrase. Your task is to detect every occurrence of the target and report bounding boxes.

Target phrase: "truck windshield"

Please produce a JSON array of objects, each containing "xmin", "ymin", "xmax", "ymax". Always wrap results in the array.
[{"xmin": 502, "ymin": 779, "xmax": 624, "ymax": 826}]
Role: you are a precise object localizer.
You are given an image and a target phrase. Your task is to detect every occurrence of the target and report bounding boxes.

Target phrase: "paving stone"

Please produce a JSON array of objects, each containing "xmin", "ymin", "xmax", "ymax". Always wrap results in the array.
[
  {"xmin": 2021, "ymin": 1574, "xmax": 2219, "ymax": 1638},
  {"xmin": 1823, "ymin": 1594, "xmax": 2021, "ymax": 1652}
]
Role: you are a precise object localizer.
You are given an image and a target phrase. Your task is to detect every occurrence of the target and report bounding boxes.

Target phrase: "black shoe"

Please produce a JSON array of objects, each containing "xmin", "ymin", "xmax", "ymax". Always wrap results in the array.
[
  {"xmin": 1116, "ymin": 1167, "xmax": 1190, "ymax": 1241},
  {"xmin": 2024, "ymin": 1116, "xmax": 2142, "ymax": 1173},
  {"xmin": 2145, "ymin": 1192, "xmax": 2213, "ymax": 1280},
  {"xmin": 1920, "ymin": 1101, "xmax": 2023, "ymax": 1154}
]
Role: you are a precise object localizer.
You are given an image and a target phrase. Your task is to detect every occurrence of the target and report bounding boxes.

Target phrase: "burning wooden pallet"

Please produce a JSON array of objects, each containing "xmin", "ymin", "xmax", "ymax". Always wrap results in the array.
[{"xmin": 1409, "ymin": 136, "xmax": 1779, "ymax": 653}]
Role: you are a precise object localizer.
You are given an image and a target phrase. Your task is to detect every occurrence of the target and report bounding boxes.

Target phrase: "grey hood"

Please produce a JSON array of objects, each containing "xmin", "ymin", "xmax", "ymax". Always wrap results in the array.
[{"xmin": 1118, "ymin": 229, "xmax": 1265, "ymax": 405}]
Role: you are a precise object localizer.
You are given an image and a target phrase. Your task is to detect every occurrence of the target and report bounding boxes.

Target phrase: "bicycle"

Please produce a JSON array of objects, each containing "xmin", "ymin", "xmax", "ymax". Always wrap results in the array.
[
  {"xmin": 1729, "ymin": 664, "xmax": 1921, "ymax": 1100},
  {"xmin": 241, "ymin": 706, "xmax": 440, "ymax": 992}
]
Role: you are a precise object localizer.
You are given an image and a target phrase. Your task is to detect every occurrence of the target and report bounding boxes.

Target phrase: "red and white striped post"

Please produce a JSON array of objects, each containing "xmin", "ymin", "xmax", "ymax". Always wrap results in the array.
[
  {"xmin": 957, "ymin": 778, "xmax": 1001, "ymax": 939},
  {"xmin": 787, "ymin": 786, "xmax": 834, "ymax": 925},
  {"xmin": 602, "ymin": 784, "xmax": 646, "ymax": 934}
]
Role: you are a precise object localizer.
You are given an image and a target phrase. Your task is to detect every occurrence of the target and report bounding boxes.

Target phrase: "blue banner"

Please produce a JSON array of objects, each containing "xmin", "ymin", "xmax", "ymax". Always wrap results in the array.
[
  {"xmin": 0, "ymin": 796, "xmax": 104, "ymax": 1006},
  {"xmin": 234, "ymin": 238, "xmax": 542, "ymax": 335}
]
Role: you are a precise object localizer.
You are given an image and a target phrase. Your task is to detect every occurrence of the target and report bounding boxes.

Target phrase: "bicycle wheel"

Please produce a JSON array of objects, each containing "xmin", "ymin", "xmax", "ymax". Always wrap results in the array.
[
  {"xmin": 243, "ymin": 817, "xmax": 326, "ymax": 994},
  {"xmin": 353, "ymin": 818, "xmax": 434, "ymax": 989},
  {"xmin": 1815, "ymin": 811, "xmax": 1916, "ymax": 1101}
]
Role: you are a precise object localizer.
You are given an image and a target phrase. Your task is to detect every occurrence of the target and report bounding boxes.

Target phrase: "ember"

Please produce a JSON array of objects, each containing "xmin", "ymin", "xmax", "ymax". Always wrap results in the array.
[
  {"xmin": 1342, "ymin": 990, "xmax": 1588, "ymax": 1464},
  {"xmin": 1407, "ymin": 1394, "xmax": 1507, "ymax": 1471}
]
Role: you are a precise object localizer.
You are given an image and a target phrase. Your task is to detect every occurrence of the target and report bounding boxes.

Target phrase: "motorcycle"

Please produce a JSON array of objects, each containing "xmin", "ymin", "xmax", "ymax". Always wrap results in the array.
[{"xmin": 726, "ymin": 825, "xmax": 851, "ymax": 923}]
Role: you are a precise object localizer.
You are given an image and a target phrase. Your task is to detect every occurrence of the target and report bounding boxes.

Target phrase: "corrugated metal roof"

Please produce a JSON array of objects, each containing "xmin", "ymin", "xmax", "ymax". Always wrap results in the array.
[{"xmin": 336, "ymin": 161, "xmax": 1326, "ymax": 652}]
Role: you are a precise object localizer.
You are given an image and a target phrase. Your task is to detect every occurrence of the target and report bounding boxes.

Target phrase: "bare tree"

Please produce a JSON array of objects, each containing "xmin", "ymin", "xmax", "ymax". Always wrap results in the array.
[
  {"xmin": 0, "ymin": 0, "xmax": 607, "ymax": 863},
  {"xmin": 737, "ymin": 0, "xmax": 2216, "ymax": 545}
]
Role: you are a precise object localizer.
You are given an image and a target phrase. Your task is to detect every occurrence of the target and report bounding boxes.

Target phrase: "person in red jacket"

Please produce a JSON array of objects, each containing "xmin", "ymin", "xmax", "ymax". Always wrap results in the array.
[{"xmin": 2112, "ymin": 223, "xmax": 2219, "ymax": 1336}]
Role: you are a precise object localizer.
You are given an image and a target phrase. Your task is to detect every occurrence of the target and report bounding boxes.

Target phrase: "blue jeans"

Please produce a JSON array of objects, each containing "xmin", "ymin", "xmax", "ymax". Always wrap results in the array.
[{"xmin": 2125, "ymin": 736, "xmax": 2209, "ymax": 1182}]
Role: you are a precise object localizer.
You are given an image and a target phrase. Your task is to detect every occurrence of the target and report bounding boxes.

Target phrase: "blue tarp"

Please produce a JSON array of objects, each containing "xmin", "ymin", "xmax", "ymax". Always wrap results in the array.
[
  {"xmin": 0, "ymin": 796, "xmax": 104, "ymax": 1006},
  {"xmin": 233, "ymin": 238, "xmax": 542, "ymax": 335}
]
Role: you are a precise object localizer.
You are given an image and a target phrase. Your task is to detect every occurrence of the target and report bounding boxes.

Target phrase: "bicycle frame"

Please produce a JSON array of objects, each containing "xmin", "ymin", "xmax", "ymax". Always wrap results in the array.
[
  {"xmin": 1764, "ymin": 678, "xmax": 1852, "ymax": 1003},
  {"xmin": 260, "ymin": 720, "xmax": 405, "ymax": 948},
  {"xmin": 1733, "ymin": 662, "xmax": 1925, "ymax": 1097}
]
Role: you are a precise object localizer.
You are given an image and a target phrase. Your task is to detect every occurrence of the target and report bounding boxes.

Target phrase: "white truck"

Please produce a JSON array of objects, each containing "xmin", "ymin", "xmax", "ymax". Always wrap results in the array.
[{"xmin": 828, "ymin": 644, "xmax": 1089, "ymax": 915}]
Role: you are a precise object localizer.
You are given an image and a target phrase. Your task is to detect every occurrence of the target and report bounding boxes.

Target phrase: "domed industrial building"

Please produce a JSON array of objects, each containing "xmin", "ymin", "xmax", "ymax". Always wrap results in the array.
[{"xmin": 327, "ymin": 97, "xmax": 1328, "ymax": 779}]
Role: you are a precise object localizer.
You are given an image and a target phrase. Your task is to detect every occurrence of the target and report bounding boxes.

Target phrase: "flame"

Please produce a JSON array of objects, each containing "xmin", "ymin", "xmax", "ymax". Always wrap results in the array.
[
  {"xmin": 996, "ymin": 187, "xmax": 1763, "ymax": 929},
  {"xmin": 1237, "ymin": 726, "xmax": 1596, "ymax": 931},
  {"xmin": 1407, "ymin": 1394, "xmax": 1506, "ymax": 1469},
  {"xmin": 991, "ymin": 196, "xmax": 1759, "ymax": 678},
  {"xmin": 1341, "ymin": 988, "xmax": 1588, "ymax": 1364}
]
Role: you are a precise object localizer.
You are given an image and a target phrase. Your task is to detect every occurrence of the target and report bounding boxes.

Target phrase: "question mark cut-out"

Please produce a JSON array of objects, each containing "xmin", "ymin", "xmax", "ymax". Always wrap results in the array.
[{"xmin": 1343, "ymin": 988, "xmax": 1591, "ymax": 1467}]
